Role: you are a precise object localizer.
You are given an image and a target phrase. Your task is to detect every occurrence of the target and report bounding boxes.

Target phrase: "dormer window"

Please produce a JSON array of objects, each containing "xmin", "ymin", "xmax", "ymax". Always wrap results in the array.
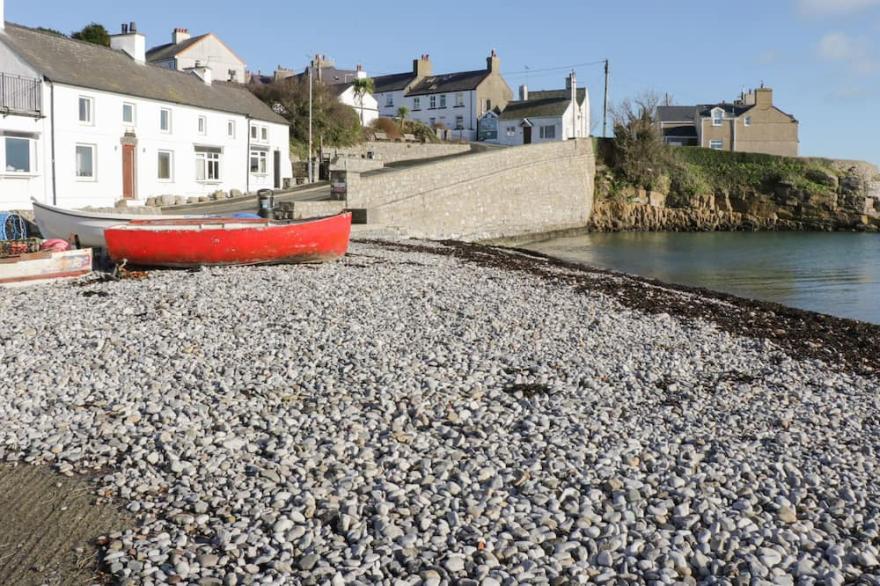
[{"xmin": 712, "ymin": 108, "xmax": 724, "ymax": 126}]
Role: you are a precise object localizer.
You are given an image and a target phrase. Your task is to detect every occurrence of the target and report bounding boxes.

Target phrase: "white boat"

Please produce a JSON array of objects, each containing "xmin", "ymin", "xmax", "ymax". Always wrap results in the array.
[
  {"xmin": 0, "ymin": 248, "xmax": 92, "ymax": 288},
  {"xmin": 31, "ymin": 199, "xmax": 205, "ymax": 249}
]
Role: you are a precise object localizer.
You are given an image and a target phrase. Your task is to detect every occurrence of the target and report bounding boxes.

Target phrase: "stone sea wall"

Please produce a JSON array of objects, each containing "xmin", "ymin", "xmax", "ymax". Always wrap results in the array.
[
  {"xmin": 348, "ymin": 140, "xmax": 595, "ymax": 241},
  {"xmin": 332, "ymin": 142, "xmax": 472, "ymax": 165}
]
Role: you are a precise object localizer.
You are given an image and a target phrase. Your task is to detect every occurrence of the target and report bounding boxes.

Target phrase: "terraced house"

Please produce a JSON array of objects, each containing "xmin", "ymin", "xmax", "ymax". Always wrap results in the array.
[
  {"xmin": 372, "ymin": 51, "xmax": 512, "ymax": 141},
  {"xmin": 0, "ymin": 13, "xmax": 290, "ymax": 210},
  {"xmin": 657, "ymin": 87, "xmax": 799, "ymax": 157}
]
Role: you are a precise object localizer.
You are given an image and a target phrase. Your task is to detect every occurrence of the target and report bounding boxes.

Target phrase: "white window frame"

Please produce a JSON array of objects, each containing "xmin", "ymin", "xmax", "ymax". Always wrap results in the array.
[
  {"xmin": 160, "ymin": 108, "xmax": 172, "ymax": 133},
  {"xmin": 385, "ymin": 94, "xmax": 394, "ymax": 107},
  {"xmin": 711, "ymin": 108, "xmax": 724, "ymax": 127},
  {"xmin": 195, "ymin": 149, "xmax": 221, "ymax": 182},
  {"xmin": 261, "ymin": 127, "xmax": 268, "ymax": 141},
  {"xmin": 709, "ymin": 139, "xmax": 724, "ymax": 150},
  {"xmin": 743, "ymin": 116, "xmax": 752, "ymax": 127},
  {"xmin": 413, "ymin": 97, "xmax": 421, "ymax": 110},
  {"xmin": 78, "ymin": 96, "xmax": 94, "ymax": 125},
  {"xmin": 540, "ymin": 125, "xmax": 556, "ymax": 139},
  {"xmin": 227, "ymin": 120, "xmax": 236, "ymax": 138},
  {"xmin": 455, "ymin": 116, "xmax": 464, "ymax": 130},
  {"xmin": 455, "ymin": 93, "xmax": 464, "ymax": 107},
  {"xmin": 122, "ymin": 102, "xmax": 136, "ymax": 125},
  {"xmin": 198, "ymin": 115, "xmax": 207, "ymax": 135},
  {"xmin": 157, "ymin": 150, "xmax": 173, "ymax": 181},
  {"xmin": 506, "ymin": 125, "xmax": 516, "ymax": 137},
  {"xmin": 3, "ymin": 136, "xmax": 35, "ymax": 175},
  {"xmin": 250, "ymin": 149, "xmax": 268, "ymax": 175},
  {"xmin": 429, "ymin": 95, "xmax": 437, "ymax": 109},
  {"xmin": 439, "ymin": 95, "xmax": 446, "ymax": 108},
  {"xmin": 75, "ymin": 143, "xmax": 96, "ymax": 180},
  {"xmin": 250, "ymin": 125, "xmax": 258, "ymax": 140}
]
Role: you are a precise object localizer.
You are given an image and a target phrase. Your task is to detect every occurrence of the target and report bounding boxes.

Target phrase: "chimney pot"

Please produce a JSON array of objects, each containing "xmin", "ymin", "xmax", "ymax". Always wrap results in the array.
[
  {"xmin": 519, "ymin": 84, "xmax": 528, "ymax": 101},
  {"xmin": 122, "ymin": 23, "xmax": 128, "ymax": 34},
  {"xmin": 129, "ymin": 21, "xmax": 137, "ymax": 33}
]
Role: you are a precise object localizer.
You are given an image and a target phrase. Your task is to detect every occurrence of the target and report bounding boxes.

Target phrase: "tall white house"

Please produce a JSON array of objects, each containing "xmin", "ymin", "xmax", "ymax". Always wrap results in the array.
[
  {"xmin": 489, "ymin": 74, "xmax": 590, "ymax": 146},
  {"xmin": 0, "ymin": 18, "xmax": 290, "ymax": 211},
  {"xmin": 146, "ymin": 27, "xmax": 246, "ymax": 84}
]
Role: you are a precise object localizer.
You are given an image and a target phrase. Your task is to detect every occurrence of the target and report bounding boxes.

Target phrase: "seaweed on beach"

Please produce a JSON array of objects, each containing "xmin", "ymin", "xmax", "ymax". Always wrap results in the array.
[{"xmin": 361, "ymin": 239, "xmax": 880, "ymax": 377}]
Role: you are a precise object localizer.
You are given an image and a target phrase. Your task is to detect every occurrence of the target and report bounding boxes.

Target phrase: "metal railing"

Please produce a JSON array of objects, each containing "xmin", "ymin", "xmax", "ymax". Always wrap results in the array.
[{"xmin": 0, "ymin": 73, "xmax": 42, "ymax": 116}]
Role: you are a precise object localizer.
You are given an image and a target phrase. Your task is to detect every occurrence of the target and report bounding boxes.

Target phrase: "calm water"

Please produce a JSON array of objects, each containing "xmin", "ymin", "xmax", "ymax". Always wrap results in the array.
[{"xmin": 528, "ymin": 232, "xmax": 880, "ymax": 324}]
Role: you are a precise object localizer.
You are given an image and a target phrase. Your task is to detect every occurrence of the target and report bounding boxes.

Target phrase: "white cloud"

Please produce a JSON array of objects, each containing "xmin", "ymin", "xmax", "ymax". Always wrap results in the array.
[
  {"xmin": 799, "ymin": 0, "xmax": 880, "ymax": 16},
  {"xmin": 818, "ymin": 32, "xmax": 878, "ymax": 73}
]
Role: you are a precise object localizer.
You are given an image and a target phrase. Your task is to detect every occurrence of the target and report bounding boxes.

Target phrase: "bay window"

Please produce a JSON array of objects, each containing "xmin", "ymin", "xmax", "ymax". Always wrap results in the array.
[
  {"xmin": 250, "ymin": 150, "xmax": 268, "ymax": 174},
  {"xmin": 4, "ymin": 137, "xmax": 32, "ymax": 173},
  {"xmin": 76, "ymin": 144, "xmax": 95, "ymax": 179},
  {"xmin": 195, "ymin": 147, "xmax": 221, "ymax": 182}
]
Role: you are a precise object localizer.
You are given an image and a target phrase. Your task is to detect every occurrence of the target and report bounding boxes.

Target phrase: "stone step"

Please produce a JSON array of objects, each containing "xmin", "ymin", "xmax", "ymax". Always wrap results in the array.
[{"xmin": 350, "ymin": 224, "xmax": 406, "ymax": 241}]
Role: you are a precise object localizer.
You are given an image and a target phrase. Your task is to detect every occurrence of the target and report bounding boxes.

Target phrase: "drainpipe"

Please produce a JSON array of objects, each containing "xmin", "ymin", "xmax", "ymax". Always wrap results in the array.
[
  {"xmin": 49, "ymin": 78, "xmax": 57, "ymax": 205},
  {"xmin": 245, "ymin": 115, "xmax": 251, "ymax": 194}
]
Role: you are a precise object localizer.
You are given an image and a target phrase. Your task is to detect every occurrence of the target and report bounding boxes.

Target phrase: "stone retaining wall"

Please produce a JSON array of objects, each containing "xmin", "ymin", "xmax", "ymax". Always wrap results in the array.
[
  {"xmin": 347, "ymin": 140, "xmax": 595, "ymax": 241},
  {"xmin": 332, "ymin": 142, "xmax": 472, "ymax": 164}
]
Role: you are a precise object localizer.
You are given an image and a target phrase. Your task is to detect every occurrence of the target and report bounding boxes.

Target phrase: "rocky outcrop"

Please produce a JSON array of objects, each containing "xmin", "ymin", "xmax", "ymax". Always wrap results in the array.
[{"xmin": 592, "ymin": 165, "xmax": 880, "ymax": 233}]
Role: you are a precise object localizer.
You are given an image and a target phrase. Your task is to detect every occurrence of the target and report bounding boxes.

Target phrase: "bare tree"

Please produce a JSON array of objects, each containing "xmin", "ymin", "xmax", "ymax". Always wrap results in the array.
[{"xmin": 610, "ymin": 91, "xmax": 669, "ymax": 192}]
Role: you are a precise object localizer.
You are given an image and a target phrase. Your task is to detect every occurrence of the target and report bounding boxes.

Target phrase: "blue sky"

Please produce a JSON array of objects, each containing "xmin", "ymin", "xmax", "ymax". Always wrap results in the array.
[{"xmin": 6, "ymin": 0, "xmax": 879, "ymax": 164}]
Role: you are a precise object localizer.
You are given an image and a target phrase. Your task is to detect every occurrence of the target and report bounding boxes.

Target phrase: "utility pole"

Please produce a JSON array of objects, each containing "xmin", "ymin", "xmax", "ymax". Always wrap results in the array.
[
  {"xmin": 602, "ymin": 59, "xmax": 610, "ymax": 138},
  {"xmin": 308, "ymin": 60, "xmax": 314, "ymax": 183}
]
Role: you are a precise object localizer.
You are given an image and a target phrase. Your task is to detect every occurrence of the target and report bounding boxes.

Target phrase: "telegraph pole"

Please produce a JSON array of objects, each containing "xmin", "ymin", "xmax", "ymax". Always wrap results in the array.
[
  {"xmin": 602, "ymin": 59, "xmax": 609, "ymax": 138},
  {"xmin": 308, "ymin": 61, "xmax": 314, "ymax": 183}
]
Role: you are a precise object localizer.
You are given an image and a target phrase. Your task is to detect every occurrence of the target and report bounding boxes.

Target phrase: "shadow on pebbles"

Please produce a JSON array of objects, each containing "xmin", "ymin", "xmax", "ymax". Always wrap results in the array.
[{"xmin": 0, "ymin": 465, "xmax": 132, "ymax": 585}]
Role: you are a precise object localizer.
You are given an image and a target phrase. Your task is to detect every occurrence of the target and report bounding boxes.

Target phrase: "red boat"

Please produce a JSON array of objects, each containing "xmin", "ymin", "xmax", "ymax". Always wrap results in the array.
[{"xmin": 104, "ymin": 213, "xmax": 352, "ymax": 268}]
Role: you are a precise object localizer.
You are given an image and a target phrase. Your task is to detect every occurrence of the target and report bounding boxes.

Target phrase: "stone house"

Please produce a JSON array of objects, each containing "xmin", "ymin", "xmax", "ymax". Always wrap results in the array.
[
  {"xmin": 146, "ymin": 27, "xmax": 246, "ymax": 83},
  {"xmin": 0, "ymin": 16, "xmax": 290, "ymax": 210},
  {"xmin": 657, "ymin": 87, "xmax": 799, "ymax": 156},
  {"xmin": 489, "ymin": 73, "xmax": 590, "ymax": 146},
  {"xmin": 372, "ymin": 51, "xmax": 513, "ymax": 141}
]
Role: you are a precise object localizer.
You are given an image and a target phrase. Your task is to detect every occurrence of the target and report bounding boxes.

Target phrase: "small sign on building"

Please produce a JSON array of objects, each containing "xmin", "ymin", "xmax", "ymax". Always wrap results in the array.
[{"xmin": 330, "ymin": 170, "xmax": 347, "ymax": 200}]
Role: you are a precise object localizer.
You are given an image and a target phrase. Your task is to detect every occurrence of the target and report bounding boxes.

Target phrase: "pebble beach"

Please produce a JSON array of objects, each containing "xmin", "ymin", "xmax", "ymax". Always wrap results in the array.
[{"xmin": 1, "ymin": 239, "xmax": 878, "ymax": 585}]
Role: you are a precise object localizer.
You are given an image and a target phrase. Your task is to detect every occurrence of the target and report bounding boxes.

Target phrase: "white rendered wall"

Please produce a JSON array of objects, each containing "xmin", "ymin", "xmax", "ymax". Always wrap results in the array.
[
  {"xmin": 174, "ymin": 37, "xmax": 245, "ymax": 83},
  {"xmin": 338, "ymin": 87, "xmax": 379, "ymax": 126},
  {"xmin": 49, "ymin": 83, "xmax": 289, "ymax": 208}
]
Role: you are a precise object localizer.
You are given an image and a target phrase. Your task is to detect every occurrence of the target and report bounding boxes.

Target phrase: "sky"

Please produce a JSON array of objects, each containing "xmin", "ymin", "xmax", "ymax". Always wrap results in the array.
[{"xmin": 5, "ymin": 0, "xmax": 880, "ymax": 164}]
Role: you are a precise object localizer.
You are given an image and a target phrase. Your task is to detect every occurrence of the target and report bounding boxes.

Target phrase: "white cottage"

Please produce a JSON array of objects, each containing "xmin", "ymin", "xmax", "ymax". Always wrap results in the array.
[
  {"xmin": 493, "ymin": 74, "xmax": 590, "ymax": 146},
  {"xmin": 0, "ymin": 18, "xmax": 291, "ymax": 211},
  {"xmin": 147, "ymin": 27, "xmax": 246, "ymax": 84}
]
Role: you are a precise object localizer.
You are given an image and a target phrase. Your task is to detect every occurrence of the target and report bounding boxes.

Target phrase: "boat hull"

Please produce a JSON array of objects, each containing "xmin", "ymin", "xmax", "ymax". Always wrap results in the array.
[
  {"xmin": 31, "ymin": 199, "xmax": 203, "ymax": 249},
  {"xmin": 0, "ymin": 248, "xmax": 93, "ymax": 288},
  {"xmin": 104, "ymin": 213, "xmax": 352, "ymax": 268}
]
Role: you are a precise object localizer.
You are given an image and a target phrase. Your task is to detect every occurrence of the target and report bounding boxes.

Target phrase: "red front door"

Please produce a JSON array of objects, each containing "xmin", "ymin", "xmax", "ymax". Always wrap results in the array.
[{"xmin": 122, "ymin": 143, "xmax": 136, "ymax": 199}]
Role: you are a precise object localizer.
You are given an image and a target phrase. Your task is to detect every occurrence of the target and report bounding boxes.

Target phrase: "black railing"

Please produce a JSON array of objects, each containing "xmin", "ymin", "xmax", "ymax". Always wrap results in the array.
[{"xmin": 0, "ymin": 73, "xmax": 42, "ymax": 116}]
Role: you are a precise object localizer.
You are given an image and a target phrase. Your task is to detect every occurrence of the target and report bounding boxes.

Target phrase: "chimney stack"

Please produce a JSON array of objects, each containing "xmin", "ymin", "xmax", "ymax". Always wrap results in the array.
[
  {"xmin": 754, "ymin": 87, "xmax": 773, "ymax": 109},
  {"xmin": 189, "ymin": 63, "xmax": 213, "ymax": 86},
  {"xmin": 355, "ymin": 64, "xmax": 367, "ymax": 79},
  {"xmin": 110, "ymin": 22, "xmax": 146, "ymax": 64},
  {"xmin": 486, "ymin": 49, "xmax": 500, "ymax": 73},
  {"xmin": 519, "ymin": 84, "xmax": 529, "ymax": 101},
  {"xmin": 173, "ymin": 27, "xmax": 190, "ymax": 44},
  {"xmin": 413, "ymin": 54, "xmax": 432, "ymax": 79}
]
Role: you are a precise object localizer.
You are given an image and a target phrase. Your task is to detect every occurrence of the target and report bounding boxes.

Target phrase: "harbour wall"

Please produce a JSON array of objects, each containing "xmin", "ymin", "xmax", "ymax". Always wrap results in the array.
[{"xmin": 345, "ymin": 140, "xmax": 595, "ymax": 241}]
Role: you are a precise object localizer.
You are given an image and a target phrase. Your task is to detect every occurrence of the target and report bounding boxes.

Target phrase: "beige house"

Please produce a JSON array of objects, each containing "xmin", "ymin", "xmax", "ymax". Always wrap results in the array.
[{"xmin": 657, "ymin": 87, "xmax": 799, "ymax": 157}]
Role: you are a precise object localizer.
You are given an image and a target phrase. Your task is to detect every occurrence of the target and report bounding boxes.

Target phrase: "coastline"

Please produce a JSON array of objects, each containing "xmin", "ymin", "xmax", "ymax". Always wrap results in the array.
[{"xmin": 0, "ymin": 238, "xmax": 878, "ymax": 584}]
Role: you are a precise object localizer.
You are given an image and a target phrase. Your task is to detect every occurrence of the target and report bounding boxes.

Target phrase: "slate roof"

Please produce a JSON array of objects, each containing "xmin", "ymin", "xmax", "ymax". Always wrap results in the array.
[
  {"xmin": 528, "ymin": 88, "xmax": 588, "ymax": 104},
  {"xmin": 498, "ymin": 97, "xmax": 572, "ymax": 120},
  {"xmin": 145, "ymin": 34, "xmax": 209, "ymax": 63},
  {"xmin": 656, "ymin": 105, "xmax": 698, "ymax": 123},
  {"xmin": 696, "ymin": 103, "xmax": 754, "ymax": 118},
  {"xmin": 406, "ymin": 70, "xmax": 490, "ymax": 97},
  {"xmin": 497, "ymin": 87, "xmax": 586, "ymax": 121},
  {"xmin": 372, "ymin": 72, "xmax": 417, "ymax": 93},
  {"xmin": 0, "ymin": 24, "xmax": 287, "ymax": 125}
]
